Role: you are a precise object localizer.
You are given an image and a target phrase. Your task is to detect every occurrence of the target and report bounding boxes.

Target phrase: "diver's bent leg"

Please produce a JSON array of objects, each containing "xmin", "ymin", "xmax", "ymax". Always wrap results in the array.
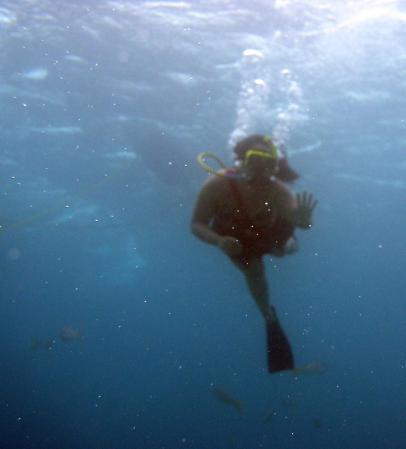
[
  {"xmin": 231, "ymin": 256, "xmax": 293, "ymax": 372},
  {"xmin": 237, "ymin": 258, "xmax": 276, "ymax": 322}
]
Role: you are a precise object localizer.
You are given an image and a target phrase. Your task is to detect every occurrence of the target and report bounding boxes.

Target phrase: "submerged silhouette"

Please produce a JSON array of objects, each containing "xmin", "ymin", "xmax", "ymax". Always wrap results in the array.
[{"xmin": 192, "ymin": 134, "xmax": 317, "ymax": 373}]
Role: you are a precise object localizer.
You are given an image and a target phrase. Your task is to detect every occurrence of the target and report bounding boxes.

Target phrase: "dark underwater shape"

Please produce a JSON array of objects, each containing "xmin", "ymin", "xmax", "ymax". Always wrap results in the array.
[{"xmin": 266, "ymin": 317, "xmax": 294, "ymax": 373}]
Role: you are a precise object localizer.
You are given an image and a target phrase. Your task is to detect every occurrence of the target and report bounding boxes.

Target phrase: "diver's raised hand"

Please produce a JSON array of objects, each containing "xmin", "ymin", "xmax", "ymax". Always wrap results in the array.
[
  {"xmin": 295, "ymin": 191, "xmax": 318, "ymax": 229},
  {"xmin": 218, "ymin": 236, "xmax": 243, "ymax": 257}
]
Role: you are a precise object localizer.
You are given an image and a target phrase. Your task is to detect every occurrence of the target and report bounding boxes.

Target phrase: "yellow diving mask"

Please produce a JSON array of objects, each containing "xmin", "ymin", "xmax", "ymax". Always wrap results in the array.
[{"xmin": 243, "ymin": 145, "xmax": 279, "ymax": 167}]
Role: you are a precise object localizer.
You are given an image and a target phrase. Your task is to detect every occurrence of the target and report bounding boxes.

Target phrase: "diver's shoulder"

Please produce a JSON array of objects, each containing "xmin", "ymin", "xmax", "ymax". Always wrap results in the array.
[
  {"xmin": 203, "ymin": 171, "xmax": 231, "ymax": 186},
  {"xmin": 200, "ymin": 172, "xmax": 230, "ymax": 196}
]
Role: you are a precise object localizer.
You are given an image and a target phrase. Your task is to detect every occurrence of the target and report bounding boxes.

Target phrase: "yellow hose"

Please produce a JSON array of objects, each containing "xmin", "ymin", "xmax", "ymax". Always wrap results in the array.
[{"xmin": 197, "ymin": 152, "xmax": 228, "ymax": 177}]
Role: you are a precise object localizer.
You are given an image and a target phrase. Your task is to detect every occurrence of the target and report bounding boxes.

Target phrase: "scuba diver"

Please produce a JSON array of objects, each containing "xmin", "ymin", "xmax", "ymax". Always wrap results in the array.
[{"xmin": 191, "ymin": 134, "xmax": 317, "ymax": 373}]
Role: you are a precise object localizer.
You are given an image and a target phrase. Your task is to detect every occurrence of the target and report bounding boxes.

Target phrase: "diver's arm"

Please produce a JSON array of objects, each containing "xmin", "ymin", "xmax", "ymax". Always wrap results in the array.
[
  {"xmin": 191, "ymin": 178, "xmax": 243, "ymax": 257},
  {"xmin": 192, "ymin": 219, "xmax": 242, "ymax": 257},
  {"xmin": 191, "ymin": 222, "xmax": 222, "ymax": 246},
  {"xmin": 191, "ymin": 177, "xmax": 222, "ymax": 246}
]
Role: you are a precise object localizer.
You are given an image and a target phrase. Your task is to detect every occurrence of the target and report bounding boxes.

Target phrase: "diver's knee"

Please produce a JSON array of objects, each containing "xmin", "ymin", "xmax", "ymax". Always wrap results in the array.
[
  {"xmin": 284, "ymin": 236, "xmax": 299, "ymax": 255},
  {"xmin": 243, "ymin": 258, "xmax": 265, "ymax": 278}
]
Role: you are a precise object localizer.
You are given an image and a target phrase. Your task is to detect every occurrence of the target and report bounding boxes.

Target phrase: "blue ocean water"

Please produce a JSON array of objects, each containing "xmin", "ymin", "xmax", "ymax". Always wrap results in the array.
[{"xmin": 1, "ymin": 1, "xmax": 405, "ymax": 448}]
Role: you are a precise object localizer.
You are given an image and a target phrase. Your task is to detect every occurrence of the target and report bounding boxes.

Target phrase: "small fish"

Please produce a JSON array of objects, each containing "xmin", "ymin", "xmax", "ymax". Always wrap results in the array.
[
  {"xmin": 263, "ymin": 410, "xmax": 277, "ymax": 423},
  {"xmin": 313, "ymin": 418, "xmax": 322, "ymax": 428},
  {"xmin": 211, "ymin": 388, "xmax": 243, "ymax": 414},
  {"xmin": 58, "ymin": 326, "xmax": 82, "ymax": 342},
  {"xmin": 292, "ymin": 361, "xmax": 327, "ymax": 375},
  {"xmin": 30, "ymin": 338, "xmax": 55, "ymax": 351},
  {"xmin": 281, "ymin": 396, "xmax": 298, "ymax": 408}
]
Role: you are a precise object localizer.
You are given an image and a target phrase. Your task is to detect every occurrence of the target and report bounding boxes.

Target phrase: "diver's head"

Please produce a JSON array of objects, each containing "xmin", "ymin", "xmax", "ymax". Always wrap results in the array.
[{"xmin": 233, "ymin": 134, "xmax": 279, "ymax": 182}]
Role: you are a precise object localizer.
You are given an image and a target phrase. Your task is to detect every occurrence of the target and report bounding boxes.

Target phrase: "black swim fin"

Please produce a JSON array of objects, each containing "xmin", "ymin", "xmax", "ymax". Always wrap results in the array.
[{"xmin": 266, "ymin": 315, "xmax": 294, "ymax": 373}]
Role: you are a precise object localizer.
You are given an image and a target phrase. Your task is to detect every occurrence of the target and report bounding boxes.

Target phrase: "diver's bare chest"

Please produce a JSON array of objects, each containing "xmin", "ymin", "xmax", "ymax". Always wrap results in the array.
[
  {"xmin": 241, "ymin": 189, "xmax": 277, "ymax": 218},
  {"xmin": 221, "ymin": 182, "xmax": 278, "ymax": 220}
]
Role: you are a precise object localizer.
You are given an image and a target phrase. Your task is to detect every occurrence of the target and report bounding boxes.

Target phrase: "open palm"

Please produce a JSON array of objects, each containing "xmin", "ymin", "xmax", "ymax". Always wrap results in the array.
[{"xmin": 295, "ymin": 191, "xmax": 318, "ymax": 228}]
